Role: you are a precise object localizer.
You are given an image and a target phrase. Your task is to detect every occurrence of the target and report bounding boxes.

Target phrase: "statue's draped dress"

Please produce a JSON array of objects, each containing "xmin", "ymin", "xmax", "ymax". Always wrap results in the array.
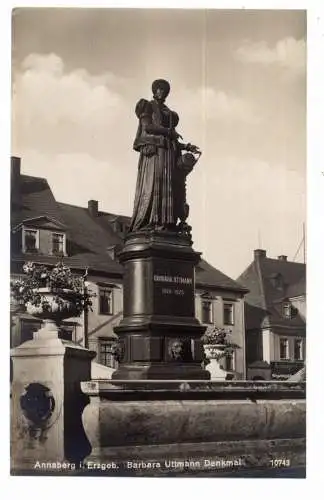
[{"xmin": 129, "ymin": 98, "xmax": 180, "ymax": 232}]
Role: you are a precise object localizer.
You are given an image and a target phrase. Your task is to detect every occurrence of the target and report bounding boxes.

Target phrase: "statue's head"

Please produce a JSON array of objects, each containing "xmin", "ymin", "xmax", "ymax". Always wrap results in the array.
[{"xmin": 152, "ymin": 79, "xmax": 170, "ymax": 102}]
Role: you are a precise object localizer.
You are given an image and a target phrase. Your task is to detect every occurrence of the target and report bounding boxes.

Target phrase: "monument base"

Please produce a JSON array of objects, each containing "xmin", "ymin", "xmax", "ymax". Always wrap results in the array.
[
  {"xmin": 112, "ymin": 362, "xmax": 210, "ymax": 381},
  {"xmin": 112, "ymin": 230, "xmax": 209, "ymax": 381}
]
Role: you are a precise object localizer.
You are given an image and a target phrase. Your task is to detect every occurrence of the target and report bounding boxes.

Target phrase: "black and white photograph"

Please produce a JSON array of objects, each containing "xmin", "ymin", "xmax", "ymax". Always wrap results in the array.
[{"xmin": 8, "ymin": 5, "xmax": 309, "ymax": 479}]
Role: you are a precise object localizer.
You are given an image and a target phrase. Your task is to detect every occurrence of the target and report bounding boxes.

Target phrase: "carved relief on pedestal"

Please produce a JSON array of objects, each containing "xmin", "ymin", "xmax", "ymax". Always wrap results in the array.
[
  {"xmin": 19, "ymin": 383, "xmax": 58, "ymax": 443},
  {"xmin": 168, "ymin": 338, "xmax": 193, "ymax": 362}
]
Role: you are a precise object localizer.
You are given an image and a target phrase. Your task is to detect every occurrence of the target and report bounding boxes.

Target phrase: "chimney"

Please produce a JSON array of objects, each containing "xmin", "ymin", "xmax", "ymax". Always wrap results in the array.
[
  {"xmin": 106, "ymin": 245, "xmax": 116, "ymax": 260},
  {"xmin": 254, "ymin": 249, "xmax": 266, "ymax": 260},
  {"xmin": 11, "ymin": 156, "xmax": 21, "ymax": 200},
  {"xmin": 278, "ymin": 255, "xmax": 288, "ymax": 261},
  {"xmin": 88, "ymin": 199, "xmax": 98, "ymax": 217}
]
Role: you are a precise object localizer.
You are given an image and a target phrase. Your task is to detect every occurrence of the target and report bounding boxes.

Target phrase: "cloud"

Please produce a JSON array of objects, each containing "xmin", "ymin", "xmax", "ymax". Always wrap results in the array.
[
  {"xmin": 234, "ymin": 37, "xmax": 306, "ymax": 76},
  {"xmin": 22, "ymin": 53, "xmax": 65, "ymax": 75},
  {"xmin": 12, "ymin": 51, "xmax": 259, "ymax": 173},
  {"xmin": 175, "ymin": 86, "xmax": 258, "ymax": 125},
  {"xmin": 171, "ymin": 86, "xmax": 259, "ymax": 148},
  {"xmin": 12, "ymin": 53, "xmax": 133, "ymax": 159}
]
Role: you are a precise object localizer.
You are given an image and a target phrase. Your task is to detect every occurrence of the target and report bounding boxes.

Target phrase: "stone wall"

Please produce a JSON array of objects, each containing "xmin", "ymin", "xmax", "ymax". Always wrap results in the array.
[{"xmin": 80, "ymin": 380, "xmax": 306, "ymax": 477}]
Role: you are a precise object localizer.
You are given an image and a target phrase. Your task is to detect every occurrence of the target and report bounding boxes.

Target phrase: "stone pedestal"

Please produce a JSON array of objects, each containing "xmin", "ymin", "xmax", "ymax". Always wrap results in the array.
[
  {"xmin": 112, "ymin": 231, "xmax": 209, "ymax": 380},
  {"xmin": 204, "ymin": 345, "xmax": 227, "ymax": 380},
  {"xmin": 10, "ymin": 321, "xmax": 96, "ymax": 471},
  {"xmin": 206, "ymin": 359, "xmax": 227, "ymax": 380}
]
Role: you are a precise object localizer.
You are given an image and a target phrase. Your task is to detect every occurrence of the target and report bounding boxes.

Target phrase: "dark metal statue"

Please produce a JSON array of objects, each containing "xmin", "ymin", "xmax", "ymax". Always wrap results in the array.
[{"xmin": 129, "ymin": 79, "xmax": 201, "ymax": 235}]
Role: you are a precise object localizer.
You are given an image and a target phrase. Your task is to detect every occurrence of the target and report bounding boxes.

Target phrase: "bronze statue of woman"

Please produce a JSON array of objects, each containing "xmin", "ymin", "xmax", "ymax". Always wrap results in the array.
[{"xmin": 129, "ymin": 79, "xmax": 201, "ymax": 233}]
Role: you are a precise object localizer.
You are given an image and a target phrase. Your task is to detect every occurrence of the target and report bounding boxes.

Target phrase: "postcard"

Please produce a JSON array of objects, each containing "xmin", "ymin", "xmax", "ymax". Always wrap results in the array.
[{"xmin": 10, "ymin": 6, "xmax": 306, "ymax": 479}]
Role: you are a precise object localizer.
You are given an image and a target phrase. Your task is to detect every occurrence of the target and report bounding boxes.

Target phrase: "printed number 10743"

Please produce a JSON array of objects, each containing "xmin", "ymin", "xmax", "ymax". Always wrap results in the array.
[{"xmin": 270, "ymin": 459, "xmax": 291, "ymax": 467}]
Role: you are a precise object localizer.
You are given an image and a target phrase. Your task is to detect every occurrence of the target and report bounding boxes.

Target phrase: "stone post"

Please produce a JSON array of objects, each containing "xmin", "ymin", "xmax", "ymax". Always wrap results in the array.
[{"xmin": 10, "ymin": 320, "xmax": 96, "ymax": 472}]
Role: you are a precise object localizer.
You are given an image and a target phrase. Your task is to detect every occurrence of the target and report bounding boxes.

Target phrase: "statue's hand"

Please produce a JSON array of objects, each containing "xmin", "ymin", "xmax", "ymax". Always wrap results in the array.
[{"xmin": 186, "ymin": 143, "xmax": 200, "ymax": 154}]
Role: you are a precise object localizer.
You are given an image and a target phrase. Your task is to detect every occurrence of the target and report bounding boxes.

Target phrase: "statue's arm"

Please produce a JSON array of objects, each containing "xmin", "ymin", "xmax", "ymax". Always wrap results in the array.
[{"xmin": 142, "ymin": 117, "xmax": 171, "ymax": 137}]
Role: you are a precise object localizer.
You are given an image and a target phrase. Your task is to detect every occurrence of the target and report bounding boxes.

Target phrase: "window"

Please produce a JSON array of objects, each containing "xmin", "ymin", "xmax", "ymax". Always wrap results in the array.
[
  {"xmin": 279, "ymin": 338, "xmax": 289, "ymax": 360},
  {"xmin": 60, "ymin": 324, "xmax": 77, "ymax": 343},
  {"xmin": 223, "ymin": 303, "xmax": 234, "ymax": 325},
  {"xmin": 107, "ymin": 245, "xmax": 120, "ymax": 260},
  {"xmin": 271, "ymin": 273, "xmax": 284, "ymax": 290},
  {"xmin": 294, "ymin": 339, "xmax": 303, "ymax": 360},
  {"xmin": 52, "ymin": 233, "xmax": 65, "ymax": 255},
  {"xmin": 99, "ymin": 287, "xmax": 113, "ymax": 315},
  {"xmin": 99, "ymin": 340, "xmax": 117, "ymax": 368},
  {"xmin": 19, "ymin": 319, "xmax": 42, "ymax": 344},
  {"xmin": 282, "ymin": 302, "xmax": 292, "ymax": 319},
  {"xmin": 224, "ymin": 352, "xmax": 235, "ymax": 371},
  {"xmin": 23, "ymin": 228, "xmax": 39, "ymax": 253},
  {"xmin": 201, "ymin": 300, "xmax": 213, "ymax": 324}
]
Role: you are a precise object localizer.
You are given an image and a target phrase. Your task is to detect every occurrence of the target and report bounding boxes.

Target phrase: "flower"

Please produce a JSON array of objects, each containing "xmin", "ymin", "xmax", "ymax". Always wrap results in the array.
[
  {"xmin": 202, "ymin": 326, "xmax": 240, "ymax": 364},
  {"xmin": 111, "ymin": 341, "xmax": 123, "ymax": 362},
  {"xmin": 10, "ymin": 261, "xmax": 95, "ymax": 317},
  {"xmin": 202, "ymin": 326, "xmax": 232, "ymax": 345},
  {"xmin": 22, "ymin": 262, "xmax": 35, "ymax": 274}
]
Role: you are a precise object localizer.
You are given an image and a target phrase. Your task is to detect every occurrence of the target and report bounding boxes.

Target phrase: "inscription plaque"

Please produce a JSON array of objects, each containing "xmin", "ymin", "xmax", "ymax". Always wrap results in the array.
[{"xmin": 153, "ymin": 260, "xmax": 194, "ymax": 317}]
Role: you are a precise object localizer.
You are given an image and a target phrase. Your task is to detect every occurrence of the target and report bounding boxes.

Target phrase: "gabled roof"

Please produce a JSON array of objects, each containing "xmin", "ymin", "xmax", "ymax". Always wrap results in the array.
[
  {"xmin": 286, "ymin": 277, "xmax": 306, "ymax": 298},
  {"xmin": 12, "ymin": 215, "xmax": 66, "ymax": 232},
  {"xmin": 57, "ymin": 203, "xmax": 124, "ymax": 275},
  {"xmin": 195, "ymin": 259, "xmax": 248, "ymax": 293},
  {"xmin": 99, "ymin": 212, "xmax": 131, "ymax": 226},
  {"xmin": 11, "ymin": 175, "xmax": 66, "ymax": 228},
  {"xmin": 237, "ymin": 261, "xmax": 266, "ymax": 310},
  {"xmin": 257, "ymin": 257, "xmax": 305, "ymax": 305},
  {"xmin": 58, "ymin": 203, "xmax": 122, "ymax": 249},
  {"xmin": 237, "ymin": 251, "xmax": 306, "ymax": 331}
]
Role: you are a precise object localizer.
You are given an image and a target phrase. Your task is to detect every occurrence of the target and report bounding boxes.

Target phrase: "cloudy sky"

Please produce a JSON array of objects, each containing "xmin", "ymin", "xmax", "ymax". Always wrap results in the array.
[{"xmin": 11, "ymin": 8, "xmax": 306, "ymax": 279}]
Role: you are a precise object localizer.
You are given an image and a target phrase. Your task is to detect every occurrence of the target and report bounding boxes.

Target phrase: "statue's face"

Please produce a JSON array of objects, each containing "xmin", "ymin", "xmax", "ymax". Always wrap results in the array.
[{"xmin": 154, "ymin": 86, "xmax": 168, "ymax": 102}]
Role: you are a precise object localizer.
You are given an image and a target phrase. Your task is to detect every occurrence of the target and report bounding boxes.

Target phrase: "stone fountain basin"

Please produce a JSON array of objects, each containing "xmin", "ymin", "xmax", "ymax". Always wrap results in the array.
[{"xmin": 80, "ymin": 380, "xmax": 305, "ymax": 475}]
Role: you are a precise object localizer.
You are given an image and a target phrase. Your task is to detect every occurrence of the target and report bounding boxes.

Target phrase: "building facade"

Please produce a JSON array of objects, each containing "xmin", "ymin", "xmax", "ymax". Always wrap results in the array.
[
  {"xmin": 10, "ymin": 156, "xmax": 247, "ymax": 378},
  {"xmin": 194, "ymin": 261, "xmax": 247, "ymax": 378},
  {"xmin": 237, "ymin": 249, "xmax": 306, "ymax": 379}
]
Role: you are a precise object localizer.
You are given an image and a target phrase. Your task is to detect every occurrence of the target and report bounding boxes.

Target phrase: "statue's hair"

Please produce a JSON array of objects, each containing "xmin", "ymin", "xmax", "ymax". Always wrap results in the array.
[{"xmin": 152, "ymin": 79, "xmax": 171, "ymax": 96}]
